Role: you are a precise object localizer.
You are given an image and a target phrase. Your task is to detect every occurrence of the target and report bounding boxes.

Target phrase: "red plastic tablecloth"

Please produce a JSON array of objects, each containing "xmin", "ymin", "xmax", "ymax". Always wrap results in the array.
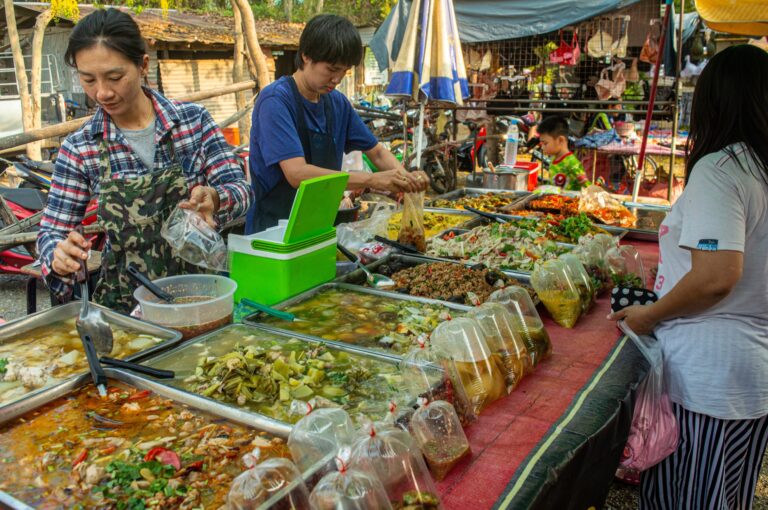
[{"xmin": 435, "ymin": 240, "xmax": 659, "ymax": 509}]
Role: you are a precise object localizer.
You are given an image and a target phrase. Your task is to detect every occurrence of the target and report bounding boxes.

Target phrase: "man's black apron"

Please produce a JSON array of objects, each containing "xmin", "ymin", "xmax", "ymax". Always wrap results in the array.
[{"xmin": 250, "ymin": 77, "xmax": 341, "ymax": 233}]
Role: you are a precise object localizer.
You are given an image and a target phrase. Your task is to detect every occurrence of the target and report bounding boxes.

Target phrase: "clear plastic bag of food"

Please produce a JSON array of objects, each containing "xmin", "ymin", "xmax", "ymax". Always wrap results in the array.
[
  {"xmin": 161, "ymin": 205, "xmax": 228, "ymax": 271},
  {"xmin": 309, "ymin": 448, "xmax": 393, "ymax": 510},
  {"xmin": 398, "ymin": 192, "xmax": 427, "ymax": 252},
  {"xmin": 489, "ymin": 286, "xmax": 552, "ymax": 366},
  {"xmin": 337, "ymin": 209, "xmax": 394, "ymax": 256},
  {"xmin": 288, "ymin": 402, "xmax": 356, "ymax": 474},
  {"xmin": 605, "ymin": 244, "xmax": 646, "ymax": 289},
  {"xmin": 531, "ymin": 259, "xmax": 583, "ymax": 328},
  {"xmin": 400, "ymin": 337, "xmax": 476, "ymax": 425},
  {"xmin": 559, "ymin": 254, "xmax": 596, "ymax": 314},
  {"xmin": 430, "ymin": 318, "xmax": 507, "ymax": 415},
  {"xmin": 410, "ymin": 398, "xmax": 471, "ymax": 481},
  {"xmin": 350, "ymin": 422, "xmax": 441, "ymax": 509},
  {"xmin": 572, "ymin": 239, "xmax": 610, "ymax": 292},
  {"xmin": 467, "ymin": 303, "xmax": 531, "ymax": 392},
  {"xmin": 578, "ymin": 185, "xmax": 637, "ymax": 228},
  {"xmin": 227, "ymin": 449, "xmax": 311, "ymax": 510}
]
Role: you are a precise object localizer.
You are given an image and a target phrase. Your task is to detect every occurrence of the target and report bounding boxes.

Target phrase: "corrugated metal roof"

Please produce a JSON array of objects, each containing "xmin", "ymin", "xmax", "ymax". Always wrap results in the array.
[{"xmin": 6, "ymin": 2, "xmax": 304, "ymax": 48}]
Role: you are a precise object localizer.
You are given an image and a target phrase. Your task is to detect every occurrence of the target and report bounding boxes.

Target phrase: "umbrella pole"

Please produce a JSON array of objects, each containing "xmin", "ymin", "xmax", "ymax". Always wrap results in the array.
[
  {"xmin": 668, "ymin": 0, "xmax": 685, "ymax": 202},
  {"xmin": 416, "ymin": 102, "xmax": 426, "ymax": 168},
  {"xmin": 632, "ymin": 0, "xmax": 673, "ymax": 202},
  {"xmin": 402, "ymin": 99, "xmax": 409, "ymax": 168}
]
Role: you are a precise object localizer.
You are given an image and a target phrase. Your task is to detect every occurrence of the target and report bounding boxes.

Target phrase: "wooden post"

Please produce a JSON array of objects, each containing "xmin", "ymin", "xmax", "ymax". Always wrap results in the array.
[
  {"xmin": 231, "ymin": 0, "xmax": 271, "ymax": 91},
  {"xmin": 29, "ymin": 8, "xmax": 54, "ymax": 160},
  {"xmin": 4, "ymin": 0, "xmax": 35, "ymax": 159},
  {"xmin": 232, "ymin": 2, "xmax": 251, "ymax": 146},
  {"xmin": 0, "ymin": 80, "xmax": 257, "ymax": 152}
]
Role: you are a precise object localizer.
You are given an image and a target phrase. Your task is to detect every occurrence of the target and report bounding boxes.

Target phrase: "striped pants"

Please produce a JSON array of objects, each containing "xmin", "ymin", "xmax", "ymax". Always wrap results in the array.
[{"xmin": 641, "ymin": 403, "xmax": 768, "ymax": 510}]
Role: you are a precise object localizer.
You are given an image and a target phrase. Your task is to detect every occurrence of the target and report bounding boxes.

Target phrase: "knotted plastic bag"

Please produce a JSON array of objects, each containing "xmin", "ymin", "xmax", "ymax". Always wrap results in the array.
[
  {"xmin": 350, "ymin": 421, "xmax": 441, "ymax": 509},
  {"xmin": 398, "ymin": 192, "xmax": 426, "ymax": 252},
  {"xmin": 410, "ymin": 398, "xmax": 471, "ymax": 482},
  {"xmin": 226, "ymin": 449, "xmax": 310, "ymax": 510},
  {"xmin": 309, "ymin": 448, "xmax": 393, "ymax": 510},
  {"xmin": 288, "ymin": 401, "xmax": 356, "ymax": 474},
  {"xmin": 161, "ymin": 205, "xmax": 228, "ymax": 271},
  {"xmin": 400, "ymin": 336, "xmax": 475, "ymax": 425},
  {"xmin": 618, "ymin": 321, "xmax": 678, "ymax": 471}
]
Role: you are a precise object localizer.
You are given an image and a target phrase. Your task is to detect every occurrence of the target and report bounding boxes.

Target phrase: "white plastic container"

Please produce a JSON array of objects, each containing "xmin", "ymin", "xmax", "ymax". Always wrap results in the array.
[{"xmin": 133, "ymin": 274, "xmax": 236, "ymax": 339}]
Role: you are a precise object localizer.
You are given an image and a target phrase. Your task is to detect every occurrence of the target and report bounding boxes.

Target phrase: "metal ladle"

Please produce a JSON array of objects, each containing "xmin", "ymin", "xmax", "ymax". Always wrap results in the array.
[
  {"xmin": 73, "ymin": 240, "xmax": 114, "ymax": 356},
  {"xmin": 337, "ymin": 243, "xmax": 395, "ymax": 290}
]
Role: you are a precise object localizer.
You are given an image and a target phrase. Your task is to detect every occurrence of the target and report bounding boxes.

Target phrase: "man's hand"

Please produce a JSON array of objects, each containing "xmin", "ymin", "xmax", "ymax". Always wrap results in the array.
[
  {"xmin": 368, "ymin": 170, "xmax": 430, "ymax": 193},
  {"xmin": 180, "ymin": 186, "xmax": 220, "ymax": 228},
  {"xmin": 52, "ymin": 230, "xmax": 91, "ymax": 276}
]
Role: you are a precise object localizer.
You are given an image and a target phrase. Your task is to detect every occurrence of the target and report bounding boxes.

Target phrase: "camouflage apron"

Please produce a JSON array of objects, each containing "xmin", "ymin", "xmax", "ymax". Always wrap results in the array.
[{"xmin": 93, "ymin": 138, "xmax": 200, "ymax": 313}]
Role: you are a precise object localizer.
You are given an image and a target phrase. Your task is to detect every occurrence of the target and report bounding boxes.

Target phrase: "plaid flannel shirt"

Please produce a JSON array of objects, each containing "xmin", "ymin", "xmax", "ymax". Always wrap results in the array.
[{"xmin": 37, "ymin": 87, "xmax": 253, "ymax": 298}]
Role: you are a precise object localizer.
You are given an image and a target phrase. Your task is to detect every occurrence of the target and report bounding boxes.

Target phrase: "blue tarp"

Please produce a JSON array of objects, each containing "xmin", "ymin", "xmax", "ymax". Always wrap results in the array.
[{"xmin": 371, "ymin": 0, "xmax": 642, "ymax": 70}]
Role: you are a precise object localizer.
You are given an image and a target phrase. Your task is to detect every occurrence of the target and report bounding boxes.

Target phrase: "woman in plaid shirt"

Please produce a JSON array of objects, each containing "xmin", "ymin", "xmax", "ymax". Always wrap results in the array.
[{"xmin": 36, "ymin": 9, "xmax": 253, "ymax": 312}]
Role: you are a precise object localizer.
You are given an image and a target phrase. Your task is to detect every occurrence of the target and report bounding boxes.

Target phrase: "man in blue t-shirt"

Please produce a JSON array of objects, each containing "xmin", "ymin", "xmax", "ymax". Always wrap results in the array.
[{"xmin": 246, "ymin": 14, "xmax": 429, "ymax": 233}]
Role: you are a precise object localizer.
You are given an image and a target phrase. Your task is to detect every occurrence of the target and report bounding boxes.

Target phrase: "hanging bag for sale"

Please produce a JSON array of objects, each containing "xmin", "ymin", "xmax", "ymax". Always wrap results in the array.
[
  {"xmin": 617, "ymin": 321, "xmax": 679, "ymax": 471},
  {"xmin": 640, "ymin": 22, "xmax": 661, "ymax": 64},
  {"xmin": 549, "ymin": 30, "xmax": 581, "ymax": 66},
  {"xmin": 611, "ymin": 16, "xmax": 630, "ymax": 58},
  {"xmin": 587, "ymin": 19, "xmax": 613, "ymax": 59}
]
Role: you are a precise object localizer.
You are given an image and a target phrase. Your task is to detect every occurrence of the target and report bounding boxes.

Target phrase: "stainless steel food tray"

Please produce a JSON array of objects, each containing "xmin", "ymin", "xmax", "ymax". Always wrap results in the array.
[
  {"xmin": 427, "ymin": 187, "xmax": 531, "ymax": 207},
  {"xmin": 503, "ymin": 193, "xmax": 661, "ymax": 241},
  {"xmin": 243, "ymin": 282, "xmax": 471, "ymax": 359},
  {"xmin": 0, "ymin": 302, "xmax": 183, "ymax": 410},
  {"xmin": 0, "ymin": 367, "xmax": 333, "ymax": 510},
  {"xmin": 140, "ymin": 323, "xmax": 444, "ymax": 426},
  {"xmin": 334, "ymin": 252, "xmax": 532, "ymax": 286}
]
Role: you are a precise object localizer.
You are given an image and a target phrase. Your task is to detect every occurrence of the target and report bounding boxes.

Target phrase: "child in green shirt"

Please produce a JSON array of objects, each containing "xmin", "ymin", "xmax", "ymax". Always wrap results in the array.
[{"xmin": 538, "ymin": 116, "xmax": 589, "ymax": 191}]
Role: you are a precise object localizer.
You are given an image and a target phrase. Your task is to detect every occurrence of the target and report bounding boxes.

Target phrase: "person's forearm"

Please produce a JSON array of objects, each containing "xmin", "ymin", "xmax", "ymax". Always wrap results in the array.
[
  {"xmin": 645, "ymin": 269, "xmax": 735, "ymax": 324},
  {"xmin": 283, "ymin": 163, "xmax": 374, "ymax": 190},
  {"xmin": 366, "ymin": 144, "xmax": 405, "ymax": 173}
]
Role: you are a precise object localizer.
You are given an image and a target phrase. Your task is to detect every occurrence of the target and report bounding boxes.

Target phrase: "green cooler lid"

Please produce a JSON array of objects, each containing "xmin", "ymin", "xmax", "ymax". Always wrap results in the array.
[{"xmin": 283, "ymin": 173, "xmax": 349, "ymax": 244}]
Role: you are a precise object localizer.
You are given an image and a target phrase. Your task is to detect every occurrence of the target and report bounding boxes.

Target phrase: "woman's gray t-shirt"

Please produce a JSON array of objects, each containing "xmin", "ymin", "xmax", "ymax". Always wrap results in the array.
[
  {"xmin": 121, "ymin": 121, "xmax": 156, "ymax": 171},
  {"xmin": 654, "ymin": 143, "xmax": 768, "ymax": 420}
]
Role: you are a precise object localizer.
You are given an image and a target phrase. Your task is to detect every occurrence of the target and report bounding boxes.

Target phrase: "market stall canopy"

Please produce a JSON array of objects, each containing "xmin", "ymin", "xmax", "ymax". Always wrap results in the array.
[
  {"xmin": 695, "ymin": 0, "xmax": 768, "ymax": 36},
  {"xmin": 385, "ymin": 0, "xmax": 469, "ymax": 104},
  {"xmin": 371, "ymin": 0, "xmax": 641, "ymax": 70}
]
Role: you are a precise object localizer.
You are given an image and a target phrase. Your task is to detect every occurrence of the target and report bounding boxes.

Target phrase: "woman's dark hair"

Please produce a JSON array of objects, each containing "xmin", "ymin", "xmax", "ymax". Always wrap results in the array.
[
  {"xmin": 64, "ymin": 8, "xmax": 146, "ymax": 68},
  {"xmin": 295, "ymin": 14, "xmax": 363, "ymax": 70},
  {"xmin": 686, "ymin": 44, "xmax": 768, "ymax": 184}
]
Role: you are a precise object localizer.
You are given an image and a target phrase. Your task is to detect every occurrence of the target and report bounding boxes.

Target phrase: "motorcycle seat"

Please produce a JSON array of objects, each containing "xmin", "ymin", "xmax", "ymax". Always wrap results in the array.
[{"xmin": 0, "ymin": 187, "xmax": 47, "ymax": 212}]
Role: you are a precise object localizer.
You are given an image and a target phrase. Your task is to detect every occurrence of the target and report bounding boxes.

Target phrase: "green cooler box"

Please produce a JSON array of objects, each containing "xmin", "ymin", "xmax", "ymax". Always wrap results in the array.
[{"xmin": 228, "ymin": 174, "xmax": 349, "ymax": 305}]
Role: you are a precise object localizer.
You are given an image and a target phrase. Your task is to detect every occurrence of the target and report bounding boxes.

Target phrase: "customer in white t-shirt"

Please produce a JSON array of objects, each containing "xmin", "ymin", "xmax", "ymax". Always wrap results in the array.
[{"xmin": 609, "ymin": 44, "xmax": 768, "ymax": 510}]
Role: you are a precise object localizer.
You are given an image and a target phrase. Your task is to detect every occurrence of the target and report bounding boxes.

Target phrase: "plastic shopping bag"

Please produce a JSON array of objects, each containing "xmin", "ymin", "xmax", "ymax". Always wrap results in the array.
[
  {"xmin": 398, "ymin": 192, "xmax": 427, "ymax": 252},
  {"xmin": 161, "ymin": 205, "xmax": 228, "ymax": 271},
  {"xmin": 618, "ymin": 321, "xmax": 679, "ymax": 471}
]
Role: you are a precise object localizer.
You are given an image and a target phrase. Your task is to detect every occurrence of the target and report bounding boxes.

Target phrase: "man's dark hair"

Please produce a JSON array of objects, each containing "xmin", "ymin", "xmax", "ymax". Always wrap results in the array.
[
  {"xmin": 295, "ymin": 14, "xmax": 363, "ymax": 70},
  {"xmin": 537, "ymin": 116, "xmax": 570, "ymax": 139},
  {"xmin": 65, "ymin": 8, "xmax": 146, "ymax": 68}
]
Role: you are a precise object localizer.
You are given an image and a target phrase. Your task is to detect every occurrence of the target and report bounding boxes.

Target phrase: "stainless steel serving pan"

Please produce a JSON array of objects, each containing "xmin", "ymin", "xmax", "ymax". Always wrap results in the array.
[
  {"xmin": 426, "ymin": 187, "xmax": 531, "ymax": 207},
  {"xmin": 139, "ymin": 324, "xmax": 445, "ymax": 428},
  {"xmin": 243, "ymin": 282, "xmax": 470, "ymax": 359},
  {"xmin": 0, "ymin": 367, "xmax": 332, "ymax": 510},
  {"xmin": 0, "ymin": 302, "xmax": 183, "ymax": 411}
]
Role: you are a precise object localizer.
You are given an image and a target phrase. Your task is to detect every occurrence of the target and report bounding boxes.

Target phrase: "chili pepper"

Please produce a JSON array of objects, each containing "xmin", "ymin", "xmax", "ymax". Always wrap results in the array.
[
  {"xmin": 187, "ymin": 460, "xmax": 204, "ymax": 471},
  {"xmin": 72, "ymin": 449, "xmax": 88, "ymax": 469},
  {"xmin": 126, "ymin": 390, "xmax": 151, "ymax": 401},
  {"xmin": 99, "ymin": 445, "xmax": 117, "ymax": 455}
]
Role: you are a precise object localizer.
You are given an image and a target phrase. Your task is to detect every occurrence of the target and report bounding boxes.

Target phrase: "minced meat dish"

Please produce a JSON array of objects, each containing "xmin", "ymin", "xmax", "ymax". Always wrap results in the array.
[{"xmin": 391, "ymin": 262, "xmax": 509, "ymax": 305}]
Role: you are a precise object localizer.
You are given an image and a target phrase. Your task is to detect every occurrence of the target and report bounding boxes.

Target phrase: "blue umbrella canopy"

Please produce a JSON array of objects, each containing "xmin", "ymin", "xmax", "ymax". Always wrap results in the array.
[{"xmin": 384, "ymin": 0, "xmax": 470, "ymax": 105}]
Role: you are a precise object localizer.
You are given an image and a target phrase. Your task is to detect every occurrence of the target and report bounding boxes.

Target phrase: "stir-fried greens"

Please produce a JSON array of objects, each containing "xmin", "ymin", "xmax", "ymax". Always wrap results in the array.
[{"xmin": 428, "ymin": 222, "xmax": 569, "ymax": 272}]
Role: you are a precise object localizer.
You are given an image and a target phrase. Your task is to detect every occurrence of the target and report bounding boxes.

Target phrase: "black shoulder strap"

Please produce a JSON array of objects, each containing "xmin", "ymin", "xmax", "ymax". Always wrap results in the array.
[{"xmin": 287, "ymin": 76, "xmax": 312, "ymax": 159}]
